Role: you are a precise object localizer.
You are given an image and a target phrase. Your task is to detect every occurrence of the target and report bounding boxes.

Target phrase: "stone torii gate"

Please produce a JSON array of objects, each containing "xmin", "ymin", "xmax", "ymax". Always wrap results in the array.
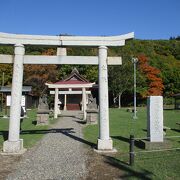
[{"xmin": 0, "ymin": 32, "xmax": 134, "ymax": 154}]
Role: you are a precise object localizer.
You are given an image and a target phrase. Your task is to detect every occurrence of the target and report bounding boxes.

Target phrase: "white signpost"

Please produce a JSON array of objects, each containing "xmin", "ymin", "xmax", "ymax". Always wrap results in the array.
[
  {"xmin": 0, "ymin": 32, "xmax": 134, "ymax": 154},
  {"xmin": 7, "ymin": 95, "xmax": 25, "ymax": 107}
]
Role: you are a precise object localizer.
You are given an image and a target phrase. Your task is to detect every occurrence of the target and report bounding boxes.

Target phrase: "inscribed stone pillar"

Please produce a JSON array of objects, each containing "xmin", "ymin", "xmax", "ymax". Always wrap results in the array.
[
  {"xmin": 3, "ymin": 44, "xmax": 25, "ymax": 153},
  {"xmin": 147, "ymin": 96, "xmax": 164, "ymax": 142},
  {"xmin": 54, "ymin": 88, "xmax": 59, "ymax": 118},
  {"xmin": 97, "ymin": 46, "xmax": 113, "ymax": 150},
  {"xmin": 82, "ymin": 87, "xmax": 87, "ymax": 120}
]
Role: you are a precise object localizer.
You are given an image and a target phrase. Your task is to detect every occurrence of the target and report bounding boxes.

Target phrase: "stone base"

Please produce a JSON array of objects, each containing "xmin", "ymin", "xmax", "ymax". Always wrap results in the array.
[
  {"xmin": 36, "ymin": 113, "xmax": 49, "ymax": 125},
  {"xmin": 94, "ymin": 148, "xmax": 117, "ymax": 154},
  {"xmin": 2, "ymin": 139, "xmax": 26, "ymax": 154},
  {"xmin": 97, "ymin": 138, "xmax": 113, "ymax": 150},
  {"xmin": 1, "ymin": 148, "xmax": 27, "ymax": 155},
  {"xmin": 138, "ymin": 139, "xmax": 171, "ymax": 150}
]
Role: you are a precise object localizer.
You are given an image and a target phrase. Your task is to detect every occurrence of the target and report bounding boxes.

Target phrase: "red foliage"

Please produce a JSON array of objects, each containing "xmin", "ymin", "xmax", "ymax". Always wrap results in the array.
[{"xmin": 138, "ymin": 55, "xmax": 164, "ymax": 97}]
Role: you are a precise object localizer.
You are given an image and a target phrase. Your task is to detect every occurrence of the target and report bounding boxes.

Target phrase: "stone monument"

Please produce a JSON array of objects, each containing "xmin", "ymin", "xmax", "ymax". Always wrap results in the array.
[
  {"xmin": 36, "ymin": 94, "xmax": 49, "ymax": 125},
  {"xmin": 147, "ymin": 96, "xmax": 164, "ymax": 142},
  {"xmin": 139, "ymin": 96, "xmax": 171, "ymax": 150}
]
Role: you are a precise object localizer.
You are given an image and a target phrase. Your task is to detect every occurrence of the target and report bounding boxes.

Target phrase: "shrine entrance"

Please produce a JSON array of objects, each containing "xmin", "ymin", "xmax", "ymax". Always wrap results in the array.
[
  {"xmin": 0, "ymin": 32, "xmax": 134, "ymax": 153},
  {"xmin": 46, "ymin": 68, "xmax": 96, "ymax": 119}
]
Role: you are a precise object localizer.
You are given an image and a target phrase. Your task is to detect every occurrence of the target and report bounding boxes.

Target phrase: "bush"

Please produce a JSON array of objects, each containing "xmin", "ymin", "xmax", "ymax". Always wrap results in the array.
[{"xmin": 163, "ymin": 97, "xmax": 174, "ymax": 105}]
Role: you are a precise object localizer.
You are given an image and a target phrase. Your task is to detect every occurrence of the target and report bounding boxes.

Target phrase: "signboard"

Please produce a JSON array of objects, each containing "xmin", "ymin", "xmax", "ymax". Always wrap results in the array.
[{"xmin": 7, "ymin": 95, "xmax": 26, "ymax": 107}]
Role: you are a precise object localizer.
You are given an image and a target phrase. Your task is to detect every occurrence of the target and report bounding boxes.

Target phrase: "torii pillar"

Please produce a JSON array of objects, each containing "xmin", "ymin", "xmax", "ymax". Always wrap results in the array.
[
  {"xmin": 3, "ymin": 44, "xmax": 25, "ymax": 153},
  {"xmin": 54, "ymin": 88, "xmax": 59, "ymax": 119},
  {"xmin": 97, "ymin": 46, "xmax": 113, "ymax": 150}
]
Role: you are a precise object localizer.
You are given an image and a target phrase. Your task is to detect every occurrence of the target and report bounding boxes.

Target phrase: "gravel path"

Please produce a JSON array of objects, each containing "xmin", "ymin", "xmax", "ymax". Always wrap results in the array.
[{"xmin": 7, "ymin": 116, "xmax": 88, "ymax": 180}]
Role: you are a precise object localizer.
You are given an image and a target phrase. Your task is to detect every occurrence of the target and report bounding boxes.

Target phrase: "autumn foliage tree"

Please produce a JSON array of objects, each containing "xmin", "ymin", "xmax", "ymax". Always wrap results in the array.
[
  {"xmin": 138, "ymin": 55, "xmax": 164, "ymax": 97},
  {"xmin": 24, "ymin": 49, "xmax": 58, "ymax": 96}
]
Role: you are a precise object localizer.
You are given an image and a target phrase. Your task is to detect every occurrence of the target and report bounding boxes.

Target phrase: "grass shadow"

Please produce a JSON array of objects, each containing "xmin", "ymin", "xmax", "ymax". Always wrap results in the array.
[
  {"xmin": 111, "ymin": 136, "xmax": 130, "ymax": 143},
  {"xmin": 32, "ymin": 120, "xmax": 37, "ymax": 125},
  {"xmin": 112, "ymin": 135, "xmax": 145, "ymax": 149},
  {"xmin": 163, "ymin": 108, "xmax": 175, "ymax": 111},
  {"xmin": 134, "ymin": 140, "xmax": 146, "ymax": 149},
  {"xmin": 104, "ymin": 156, "xmax": 153, "ymax": 180},
  {"xmin": 75, "ymin": 120, "xmax": 87, "ymax": 124},
  {"xmin": 171, "ymin": 128, "xmax": 180, "ymax": 133},
  {"xmin": 0, "ymin": 131, "xmax": 8, "ymax": 141}
]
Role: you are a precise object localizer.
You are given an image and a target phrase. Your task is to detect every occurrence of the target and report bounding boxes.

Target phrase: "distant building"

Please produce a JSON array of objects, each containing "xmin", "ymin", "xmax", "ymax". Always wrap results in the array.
[
  {"xmin": 0, "ymin": 86, "xmax": 37, "ymax": 109},
  {"xmin": 47, "ymin": 68, "xmax": 98, "ymax": 111}
]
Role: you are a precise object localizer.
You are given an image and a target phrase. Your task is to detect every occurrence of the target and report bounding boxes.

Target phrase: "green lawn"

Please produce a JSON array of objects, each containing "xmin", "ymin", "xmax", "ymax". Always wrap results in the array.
[
  {"xmin": 0, "ymin": 109, "xmax": 50, "ymax": 149},
  {"xmin": 83, "ymin": 108, "xmax": 180, "ymax": 180}
]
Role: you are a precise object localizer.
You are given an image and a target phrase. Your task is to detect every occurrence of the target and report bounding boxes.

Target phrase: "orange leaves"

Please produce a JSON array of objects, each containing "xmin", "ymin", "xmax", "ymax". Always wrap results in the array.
[
  {"xmin": 147, "ymin": 74, "xmax": 161, "ymax": 81},
  {"xmin": 138, "ymin": 55, "xmax": 164, "ymax": 96},
  {"xmin": 42, "ymin": 49, "xmax": 55, "ymax": 56}
]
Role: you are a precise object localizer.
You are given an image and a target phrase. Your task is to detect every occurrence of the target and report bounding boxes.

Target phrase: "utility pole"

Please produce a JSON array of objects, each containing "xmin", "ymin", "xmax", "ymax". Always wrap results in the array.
[
  {"xmin": 1, "ymin": 72, "xmax": 5, "ymax": 112},
  {"xmin": 132, "ymin": 58, "xmax": 138, "ymax": 119}
]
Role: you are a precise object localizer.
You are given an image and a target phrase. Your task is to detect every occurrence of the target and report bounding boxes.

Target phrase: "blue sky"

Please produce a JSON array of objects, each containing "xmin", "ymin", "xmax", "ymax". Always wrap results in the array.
[{"xmin": 0, "ymin": 0, "xmax": 179, "ymax": 39}]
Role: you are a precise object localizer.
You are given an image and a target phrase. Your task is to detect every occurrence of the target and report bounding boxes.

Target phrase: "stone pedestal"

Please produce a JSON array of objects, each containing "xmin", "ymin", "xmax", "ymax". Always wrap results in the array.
[
  {"xmin": 86, "ymin": 110, "xmax": 98, "ymax": 124},
  {"xmin": 36, "ymin": 113, "xmax": 49, "ymax": 125},
  {"xmin": 138, "ymin": 139, "xmax": 171, "ymax": 150},
  {"xmin": 147, "ymin": 96, "xmax": 164, "ymax": 142},
  {"xmin": 36, "ymin": 95, "xmax": 49, "ymax": 125}
]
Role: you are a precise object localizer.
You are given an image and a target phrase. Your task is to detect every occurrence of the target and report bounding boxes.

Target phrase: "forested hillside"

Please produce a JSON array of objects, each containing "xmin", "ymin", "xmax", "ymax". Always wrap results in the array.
[{"xmin": 0, "ymin": 38, "xmax": 179, "ymax": 105}]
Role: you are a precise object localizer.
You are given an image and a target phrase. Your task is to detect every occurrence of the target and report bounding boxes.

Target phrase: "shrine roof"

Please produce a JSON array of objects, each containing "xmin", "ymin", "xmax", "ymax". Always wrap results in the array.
[
  {"xmin": 46, "ymin": 68, "xmax": 96, "ymax": 88},
  {"xmin": 54, "ymin": 80, "xmax": 91, "ymax": 85},
  {"xmin": 53, "ymin": 68, "xmax": 91, "ymax": 85}
]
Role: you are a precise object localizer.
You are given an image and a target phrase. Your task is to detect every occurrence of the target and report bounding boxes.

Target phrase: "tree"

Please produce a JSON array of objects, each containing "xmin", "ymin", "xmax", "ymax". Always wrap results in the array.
[
  {"xmin": 24, "ymin": 49, "xmax": 58, "ymax": 96},
  {"xmin": 108, "ymin": 59, "xmax": 133, "ymax": 108},
  {"xmin": 58, "ymin": 65, "xmax": 98, "ymax": 83},
  {"xmin": 137, "ymin": 55, "xmax": 164, "ymax": 97},
  {"xmin": 0, "ymin": 46, "xmax": 14, "ymax": 86},
  {"xmin": 57, "ymin": 47, "xmax": 98, "ymax": 82},
  {"xmin": 0, "ymin": 64, "xmax": 13, "ymax": 86}
]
